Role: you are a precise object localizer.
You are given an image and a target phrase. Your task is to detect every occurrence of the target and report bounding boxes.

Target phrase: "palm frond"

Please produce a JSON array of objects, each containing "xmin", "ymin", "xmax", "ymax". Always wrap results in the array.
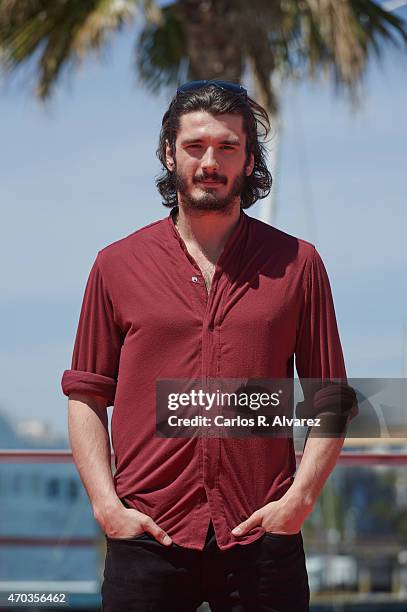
[
  {"xmin": 281, "ymin": 0, "xmax": 407, "ymax": 93},
  {"xmin": 240, "ymin": 8, "xmax": 280, "ymax": 114},
  {"xmin": 1, "ymin": 0, "xmax": 406, "ymax": 106},
  {"xmin": 244, "ymin": 0, "xmax": 407, "ymax": 101},
  {"xmin": 136, "ymin": 2, "xmax": 186, "ymax": 93},
  {"xmin": 351, "ymin": 0, "xmax": 407, "ymax": 58},
  {"xmin": 0, "ymin": 0, "xmax": 139, "ymax": 99}
]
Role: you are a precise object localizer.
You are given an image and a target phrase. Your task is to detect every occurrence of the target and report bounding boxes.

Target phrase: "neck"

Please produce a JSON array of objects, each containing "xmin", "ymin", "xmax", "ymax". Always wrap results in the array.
[{"xmin": 174, "ymin": 200, "xmax": 241, "ymax": 261}]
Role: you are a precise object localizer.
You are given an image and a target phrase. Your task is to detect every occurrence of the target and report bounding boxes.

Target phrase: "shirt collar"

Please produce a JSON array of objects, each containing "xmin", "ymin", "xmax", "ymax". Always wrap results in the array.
[{"xmin": 167, "ymin": 205, "xmax": 248, "ymax": 267}]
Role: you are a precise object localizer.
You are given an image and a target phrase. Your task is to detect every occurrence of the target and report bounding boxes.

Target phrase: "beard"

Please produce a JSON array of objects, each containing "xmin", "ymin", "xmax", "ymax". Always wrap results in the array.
[{"xmin": 174, "ymin": 166, "xmax": 246, "ymax": 213}]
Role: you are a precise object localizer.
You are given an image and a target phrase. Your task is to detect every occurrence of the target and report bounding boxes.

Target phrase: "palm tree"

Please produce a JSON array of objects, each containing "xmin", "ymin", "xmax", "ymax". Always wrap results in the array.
[
  {"xmin": 1, "ymin": 0, "xmax": 406, "ymax": 216},
  {"xmin": 1, "ymin": 0, "xmax": 406, "ymax": 103},
  {"xmin": 136, "ymin": 0, "xmax": 407, "ymax": 219}
]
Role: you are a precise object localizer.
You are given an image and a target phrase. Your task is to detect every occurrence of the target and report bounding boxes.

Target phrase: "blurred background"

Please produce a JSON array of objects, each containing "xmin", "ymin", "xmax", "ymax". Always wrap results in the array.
[{"xmin": 0, "ymin": 0, "xmax": 407, "ymax": 609}]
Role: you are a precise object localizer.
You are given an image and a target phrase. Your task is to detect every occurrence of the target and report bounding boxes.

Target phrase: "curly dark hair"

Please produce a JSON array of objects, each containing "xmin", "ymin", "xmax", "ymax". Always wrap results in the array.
[{"xmin": 156, "ymin": 84, "xmax": 272, "ymax": 209}]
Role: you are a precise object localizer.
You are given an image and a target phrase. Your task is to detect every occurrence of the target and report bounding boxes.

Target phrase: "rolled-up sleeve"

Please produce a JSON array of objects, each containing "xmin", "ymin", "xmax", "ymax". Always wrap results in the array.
[
  {"xmin": 295, "ymin": 247, "xmax": 357, "ymax": 420},
  {"xmin": 61, "ymin": 254, "xmax": 124, "ymax": 406}
]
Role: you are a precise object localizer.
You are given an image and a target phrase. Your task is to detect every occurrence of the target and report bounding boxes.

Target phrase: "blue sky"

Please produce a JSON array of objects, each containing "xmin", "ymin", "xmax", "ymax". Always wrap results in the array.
[{"xmin": 0, "ymin": 12, "xmax": 406, "ymax": 438}]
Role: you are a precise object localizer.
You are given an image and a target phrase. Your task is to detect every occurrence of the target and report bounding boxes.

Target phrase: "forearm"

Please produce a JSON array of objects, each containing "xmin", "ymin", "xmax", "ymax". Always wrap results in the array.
[
  {"xmin": 67, "ymin": 394, "xmax": 172, "ymax": 543},
  {"xmin": 68, "ymin": 393, "xmax": 121, "ymax": 519},
  {"xmin": 284, "ymin": 425, "xmax": 347, "ymax": 511},
  {"xmin": 231, "ymin": 423, "xmax": 348, "ymax": 536}
]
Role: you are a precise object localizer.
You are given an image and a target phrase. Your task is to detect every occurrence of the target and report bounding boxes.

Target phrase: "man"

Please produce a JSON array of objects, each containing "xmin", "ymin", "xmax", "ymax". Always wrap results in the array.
[{"xmin": 62, "ymin": 80, "xmax": 356, "ymax": 611}]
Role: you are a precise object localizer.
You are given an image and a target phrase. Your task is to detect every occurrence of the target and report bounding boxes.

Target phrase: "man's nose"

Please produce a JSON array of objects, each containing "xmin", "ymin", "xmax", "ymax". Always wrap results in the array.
[{"xmin": 201, "ymin": 147, "xmax": 219, "ymax": 171}]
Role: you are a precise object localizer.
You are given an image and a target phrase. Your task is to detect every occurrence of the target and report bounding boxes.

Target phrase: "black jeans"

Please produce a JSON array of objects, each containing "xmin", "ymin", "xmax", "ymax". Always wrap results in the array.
[{"xmin": 101, "ymin": 522, "xmax": 310, "ymax": 611}]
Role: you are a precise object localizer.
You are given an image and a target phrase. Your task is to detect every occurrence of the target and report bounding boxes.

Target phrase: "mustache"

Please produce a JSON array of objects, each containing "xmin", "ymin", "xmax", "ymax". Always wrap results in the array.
[{"xmin": 194, "ymin": 174, "xmax": 227, "ymax": 184}]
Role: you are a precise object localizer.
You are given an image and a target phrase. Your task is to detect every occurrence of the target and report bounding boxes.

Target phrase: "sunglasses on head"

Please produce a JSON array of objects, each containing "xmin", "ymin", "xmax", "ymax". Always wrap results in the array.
[{"xmin": 177, "ymin": 80, "xmax": 247, "ymax": 98}]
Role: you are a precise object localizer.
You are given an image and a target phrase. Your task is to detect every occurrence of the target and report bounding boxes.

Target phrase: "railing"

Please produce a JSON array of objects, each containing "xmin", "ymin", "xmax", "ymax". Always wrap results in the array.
[{"xmin": 1, "ymin": 448, "xmax": 407, "ymax": 610}]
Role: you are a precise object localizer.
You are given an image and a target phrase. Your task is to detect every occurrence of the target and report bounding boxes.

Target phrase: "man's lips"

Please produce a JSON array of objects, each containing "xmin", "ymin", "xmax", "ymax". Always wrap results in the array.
[{"xmin": 196, "ymin": 179, "xmax": 225, "ymax": 185}]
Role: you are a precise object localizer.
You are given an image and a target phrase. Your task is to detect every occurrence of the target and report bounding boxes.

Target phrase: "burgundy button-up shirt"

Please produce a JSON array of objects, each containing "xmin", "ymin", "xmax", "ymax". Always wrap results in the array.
[{"xmin": 62, "ymin": 208, "xmax": 348, "ymax": 550}]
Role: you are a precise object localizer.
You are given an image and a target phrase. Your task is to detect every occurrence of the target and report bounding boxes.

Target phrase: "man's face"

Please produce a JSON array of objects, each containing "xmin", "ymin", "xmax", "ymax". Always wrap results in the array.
[{"xmin": 165, "ymin": 111, "xmax": 254, "ymax": 213}]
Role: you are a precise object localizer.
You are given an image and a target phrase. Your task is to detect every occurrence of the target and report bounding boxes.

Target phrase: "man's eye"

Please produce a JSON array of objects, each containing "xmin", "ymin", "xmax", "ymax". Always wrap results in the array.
[{"xmin": 221, "ymin": 145, "xmax": 235, "ymax": 150}]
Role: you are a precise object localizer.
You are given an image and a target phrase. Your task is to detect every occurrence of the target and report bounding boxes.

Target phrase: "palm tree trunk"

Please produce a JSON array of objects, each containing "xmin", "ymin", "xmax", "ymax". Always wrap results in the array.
[
  {"xmin": 258, "ymin": 116, "xmax": 281, "ymax": 225},
  {"xmin": 251, "ymin": 70, "xmax": 282, "ymax": 226},
  {"xmin": 175, "ymin": 0, "xmax": 243, "ymax": 81},
  {"xmin": 174, "ymin": 1, "xmax": 282, "ymax": 224}
]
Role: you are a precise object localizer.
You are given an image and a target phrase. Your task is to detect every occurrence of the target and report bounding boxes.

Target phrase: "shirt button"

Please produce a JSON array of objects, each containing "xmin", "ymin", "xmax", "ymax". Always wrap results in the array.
[{"xmin": 191, "ymin": 276, "xmax": 199, "ymax": 283}]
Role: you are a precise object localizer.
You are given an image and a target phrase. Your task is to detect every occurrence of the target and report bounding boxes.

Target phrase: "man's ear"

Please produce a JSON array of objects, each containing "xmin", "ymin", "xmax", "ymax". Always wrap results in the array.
[
  {"xmin": 165, "ymin": 139, "xmax": 175, "ymax": 171},
  {"xmin": 245, "ymin": 152, "xmax": 255, "ymax": 176}
]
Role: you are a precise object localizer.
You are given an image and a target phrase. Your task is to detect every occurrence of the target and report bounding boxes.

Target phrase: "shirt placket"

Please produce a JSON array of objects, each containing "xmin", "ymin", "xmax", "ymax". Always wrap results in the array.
[
  {"xmin": 169, "ymin": 211, "xmax": 245, "ymax": 547},
  {"xmin": 174, "ymin": 237, "xmax": 222, "ymax": 466},
  {"xmin": 200, "ymin": 266, "xmax": 224, "ymax": 536}
]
